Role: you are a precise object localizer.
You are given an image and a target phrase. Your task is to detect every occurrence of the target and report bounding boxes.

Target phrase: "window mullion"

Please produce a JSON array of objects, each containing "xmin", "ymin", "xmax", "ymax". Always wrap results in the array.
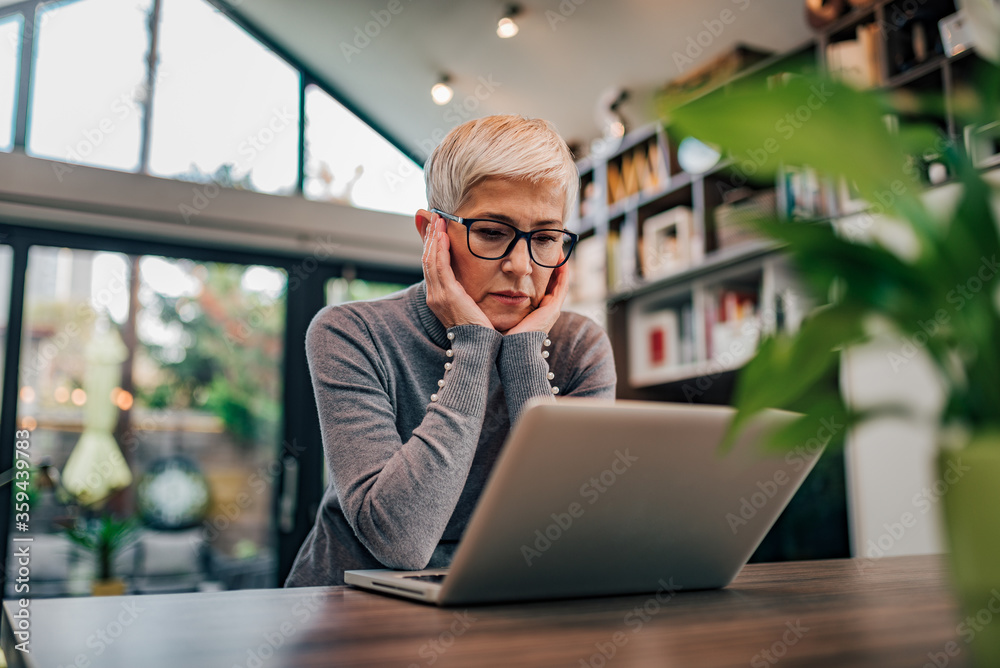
[
  {"xmin": 138, "ymin": 0, "xmax": 163, "ymax": 174},
  {"xmin": 12, "ymin": 0, "xmax": 41, "ymax": 150},
  {"xmin": 296, "ymin": 74, "xmax": 305, "ymax": 196}
]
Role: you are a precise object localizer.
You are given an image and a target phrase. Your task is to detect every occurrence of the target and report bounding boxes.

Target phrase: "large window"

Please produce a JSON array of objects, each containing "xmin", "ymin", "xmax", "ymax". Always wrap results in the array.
[
  {"xmin": 16, "ymin": 247, "xmax": 286, "ymax": 594},
  {"xmin": 0, "ymin": 14, "xmax": 22, "ymax": 152},
  {"xmin": 27, "ymin": 0, "xmax": 152, "ymax": 170},
  {"xmin": 148, "ymin": 0, "xmax": 300, "ymax": 195},
  {"xmin": 305, "ymin": 84, "xmax": 425, "ymax": 216},
  {"xmin": 5, "ymin": 0, "xmax": 423, "ymax": 214}
]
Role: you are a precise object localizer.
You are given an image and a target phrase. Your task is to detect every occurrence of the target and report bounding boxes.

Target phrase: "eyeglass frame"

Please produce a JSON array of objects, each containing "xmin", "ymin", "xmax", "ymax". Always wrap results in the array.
[{"xmin": 429, "ymin": 208, "xmax": 579, "ymax": 269}]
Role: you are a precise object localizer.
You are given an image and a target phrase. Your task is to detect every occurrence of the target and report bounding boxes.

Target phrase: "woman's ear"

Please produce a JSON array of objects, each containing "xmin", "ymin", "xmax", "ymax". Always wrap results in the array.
[{"xmin": 415, "ymin": 209, "xmax": 434, "ymax": 242}]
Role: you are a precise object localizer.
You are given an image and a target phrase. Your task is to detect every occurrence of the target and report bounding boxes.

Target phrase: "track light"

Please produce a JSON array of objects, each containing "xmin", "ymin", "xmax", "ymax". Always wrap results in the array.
[
  {"xmin": 497, "ymin": 4, "xmax": 520, "ymax": 38},
  {"xmin": 431, "ymin": 74, "xmax": 453, "ymax": 105}
]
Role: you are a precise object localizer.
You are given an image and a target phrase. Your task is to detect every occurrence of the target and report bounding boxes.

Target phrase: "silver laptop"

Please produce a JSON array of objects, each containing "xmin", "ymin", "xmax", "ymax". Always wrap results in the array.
[{"xmin": 345, "ymin": 398, "xmax": 822, "ymax": 605}]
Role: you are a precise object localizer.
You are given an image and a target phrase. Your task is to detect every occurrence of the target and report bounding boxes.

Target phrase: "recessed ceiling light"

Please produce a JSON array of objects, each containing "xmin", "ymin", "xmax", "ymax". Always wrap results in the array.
[
  {"xmin": 431, "ymin": 75, "xmax": 453, "ymax": 105},
  {"xmin": 497, "ymin": 4, "xmax": 520, "ymax": 38}
]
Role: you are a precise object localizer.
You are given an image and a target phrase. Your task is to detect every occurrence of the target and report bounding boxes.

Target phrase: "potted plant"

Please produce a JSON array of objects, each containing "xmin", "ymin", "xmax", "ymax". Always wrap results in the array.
[
  {"xmin": 65, "ymin": 514, "xmax": 140, "ymax": 596},
  {"xmin": 668, "ymin": 22, "xmax": 1000, "ymax": 668}
]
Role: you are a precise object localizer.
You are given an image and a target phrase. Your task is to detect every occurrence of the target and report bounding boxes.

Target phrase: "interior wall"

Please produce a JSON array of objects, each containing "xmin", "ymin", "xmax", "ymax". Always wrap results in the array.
[{"xmin": 842, "ymin": 342, "xmax": 946, "ymax": 559}]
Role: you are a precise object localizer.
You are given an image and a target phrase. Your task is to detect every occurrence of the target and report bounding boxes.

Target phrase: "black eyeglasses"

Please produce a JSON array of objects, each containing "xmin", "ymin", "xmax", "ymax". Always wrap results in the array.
[{"xmin": 430, "ymin": 208, "xmax": 578, "ymax": 268}]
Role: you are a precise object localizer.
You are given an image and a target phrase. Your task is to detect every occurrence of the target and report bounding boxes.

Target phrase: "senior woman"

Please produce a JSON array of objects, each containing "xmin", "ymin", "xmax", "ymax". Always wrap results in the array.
[{"xmin": 285, "ymin": 115, "xmax": 617, "ymax": 587}]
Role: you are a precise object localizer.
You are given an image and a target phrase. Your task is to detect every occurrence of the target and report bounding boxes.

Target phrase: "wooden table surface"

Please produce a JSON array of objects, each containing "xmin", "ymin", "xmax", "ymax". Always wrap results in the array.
[{"xmin": 0, "ymin": 555, "xmax": 970, "ymax": 667}]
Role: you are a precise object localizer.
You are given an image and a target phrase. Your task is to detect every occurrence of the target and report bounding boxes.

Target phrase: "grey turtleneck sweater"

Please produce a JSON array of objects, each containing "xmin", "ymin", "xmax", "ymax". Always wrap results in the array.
[{"xmin": 284, "ymin": 281, "xmax": 616, "ymax": 587}]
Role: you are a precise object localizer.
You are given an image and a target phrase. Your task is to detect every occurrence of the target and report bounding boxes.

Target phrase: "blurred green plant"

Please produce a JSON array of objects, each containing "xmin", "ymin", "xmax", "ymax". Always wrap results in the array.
[
  {"xmin": 64, "ymin": 514, "xmax": 140, "ymax": 582},
  {"xmin": 668, "ymin": 52, "xmax": 1000, "ymax": 452}
]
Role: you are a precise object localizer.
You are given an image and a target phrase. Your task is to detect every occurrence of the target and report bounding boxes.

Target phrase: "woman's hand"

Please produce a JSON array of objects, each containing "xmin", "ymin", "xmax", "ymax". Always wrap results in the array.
[
  {"xmin": 422, "ymin": 212, "xmax": 494, "ymax": 330},
  {"xmin": 503, "ymin": 259, "xmax": 570, "ymax": 336}
]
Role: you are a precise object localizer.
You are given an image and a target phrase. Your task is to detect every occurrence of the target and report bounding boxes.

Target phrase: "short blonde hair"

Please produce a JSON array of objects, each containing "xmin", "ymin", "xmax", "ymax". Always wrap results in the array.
[{"xmin": 424, "ymin": 115, "xmax": 578, "ymax": 221}]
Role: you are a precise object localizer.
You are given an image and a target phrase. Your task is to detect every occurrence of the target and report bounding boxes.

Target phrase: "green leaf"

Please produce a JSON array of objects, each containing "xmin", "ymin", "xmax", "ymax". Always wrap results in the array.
[
  {"xmin": 761, "ymin": 397, "xmax": 847, "ymax": 454},
  {"xmin": 721, "ymin": 302, "xmax": 868, "ymax": 451},
  {"xmin": 764, "ymin": 220, "xmax": 936, "ymax": 319},
  {"xmin": 670, "ymin": 75, "xmax": 921, "ymax": 213}
]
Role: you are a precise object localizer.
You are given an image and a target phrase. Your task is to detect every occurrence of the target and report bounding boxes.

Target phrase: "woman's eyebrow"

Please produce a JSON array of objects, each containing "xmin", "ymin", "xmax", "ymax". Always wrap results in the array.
[{"xmin": 475, "ymin": 212, "xmax": 564, "ymax": 228}]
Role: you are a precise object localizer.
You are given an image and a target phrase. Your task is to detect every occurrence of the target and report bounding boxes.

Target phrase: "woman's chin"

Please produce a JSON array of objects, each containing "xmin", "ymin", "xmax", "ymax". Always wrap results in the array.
[{"xmin": 488, "ymin": 310, "xmax": 527, "ymax": 333}]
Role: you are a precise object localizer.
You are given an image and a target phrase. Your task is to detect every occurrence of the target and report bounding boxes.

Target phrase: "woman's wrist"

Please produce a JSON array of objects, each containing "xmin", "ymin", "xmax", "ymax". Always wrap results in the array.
[{"xmin": 426, "ymin": 325, "xmax": 503, "ymax": 414}]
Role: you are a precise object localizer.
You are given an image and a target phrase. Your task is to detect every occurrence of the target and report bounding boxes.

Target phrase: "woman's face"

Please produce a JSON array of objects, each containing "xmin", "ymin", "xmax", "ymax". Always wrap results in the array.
[{"xmin": 436, "ymin": 177, "xmax": 566, "ymax": 333}]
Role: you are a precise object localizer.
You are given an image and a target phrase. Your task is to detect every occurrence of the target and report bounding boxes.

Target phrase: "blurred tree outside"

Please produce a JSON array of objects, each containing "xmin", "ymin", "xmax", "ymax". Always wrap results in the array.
[{"xmin": 137, "ymin": 260, "xmax": 285, "ymax": 450}]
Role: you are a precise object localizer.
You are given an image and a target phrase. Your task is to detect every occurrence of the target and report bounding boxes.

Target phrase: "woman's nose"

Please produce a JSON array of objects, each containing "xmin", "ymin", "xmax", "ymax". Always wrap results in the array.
[{"xmin": 502, "ymin": 237, "xmax": 532, "ymax": 274}]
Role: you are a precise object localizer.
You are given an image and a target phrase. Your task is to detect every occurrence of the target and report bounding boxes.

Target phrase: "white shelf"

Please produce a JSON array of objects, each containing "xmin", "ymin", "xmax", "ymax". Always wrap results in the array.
[
  {"xmin": 626, "ymin": 254, "xmax": 809, "ymax": 388},
  {"xmin": 629, "ymin": 360, "xmax": 742, "ymax": 388}
]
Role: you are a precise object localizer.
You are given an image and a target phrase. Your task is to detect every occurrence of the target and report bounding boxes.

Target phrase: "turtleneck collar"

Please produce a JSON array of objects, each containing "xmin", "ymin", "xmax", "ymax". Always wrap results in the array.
[{"xmin": 411, "ymin": 281, "xmax": 450, "ymax": 348}]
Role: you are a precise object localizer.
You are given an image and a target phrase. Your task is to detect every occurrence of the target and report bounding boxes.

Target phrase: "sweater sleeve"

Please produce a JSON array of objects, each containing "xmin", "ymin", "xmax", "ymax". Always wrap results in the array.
[
  {"xmin": 306, "ymin": 307, "xmax": 501, "ymax": 571},
  {"xmin": 497, "ymin": 314, "xmax": 618, "ymax": 426}
]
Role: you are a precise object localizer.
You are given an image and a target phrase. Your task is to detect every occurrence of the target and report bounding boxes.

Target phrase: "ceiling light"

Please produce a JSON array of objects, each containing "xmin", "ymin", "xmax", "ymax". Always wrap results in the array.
[
  {"xmin": 591, "ymin": 87, "xmax": 629, "ymax": 157},
  {"xmin": 431, "ymin": 75, "xmax": 453, "ymax": 105},
  {"xmin": 497, "ymin": 4, "xmax": 520, "ymax": 38}
]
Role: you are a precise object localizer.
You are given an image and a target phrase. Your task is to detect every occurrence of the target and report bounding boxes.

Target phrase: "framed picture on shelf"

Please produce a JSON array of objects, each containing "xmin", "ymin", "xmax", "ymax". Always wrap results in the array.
[
  {"xmin": 629, "ymin": 308, "xmax": 680, "ymax": 386},
  {"xmin": 707, "ymin": 289, "xmax": 760, "ymax": 367},
  {"xmin": 836, "ymin": 175, "xmax": 868, "ymax": 217},
  {"xmin": 964, "ymin": 121, "xmax": 1000, "ymax": 169},
  {"xmin": 939, "ymin": 11, "xmax": 973, "ymax": 58},
  {"xmin": 641, "ymin": 206, "xmax": 693, "ymax": 280}
]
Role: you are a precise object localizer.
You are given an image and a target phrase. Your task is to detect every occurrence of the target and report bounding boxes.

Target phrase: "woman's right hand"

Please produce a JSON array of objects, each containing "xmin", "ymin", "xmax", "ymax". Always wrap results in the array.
[{"xmin": 422, "ymin": 212, "xmax": 494, "ymax": 331}]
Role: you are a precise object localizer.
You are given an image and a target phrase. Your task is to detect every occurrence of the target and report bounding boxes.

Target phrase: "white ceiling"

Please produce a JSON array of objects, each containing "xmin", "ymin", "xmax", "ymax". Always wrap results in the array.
[{"xmin": 228, "ymin": 0, "xmax": 814, "ymax": 163}]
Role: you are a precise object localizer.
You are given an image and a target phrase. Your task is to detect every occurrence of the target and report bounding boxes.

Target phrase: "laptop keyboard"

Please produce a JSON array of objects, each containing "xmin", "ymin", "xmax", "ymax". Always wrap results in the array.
[{"xmin": 402, "ymin": 574, "xmax": 447, "ymax": 583}]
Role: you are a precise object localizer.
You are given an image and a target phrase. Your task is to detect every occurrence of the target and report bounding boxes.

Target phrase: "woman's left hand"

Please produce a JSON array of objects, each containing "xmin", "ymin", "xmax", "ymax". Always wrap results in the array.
[{"xmin": 503, "ymin": 260, "xmax": 570, "ymax": 336}]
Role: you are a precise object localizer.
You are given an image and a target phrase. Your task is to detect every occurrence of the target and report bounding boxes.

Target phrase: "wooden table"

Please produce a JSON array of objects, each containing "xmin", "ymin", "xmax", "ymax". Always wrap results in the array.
[{"xmin": 0, "ymin": 555, "xmax": 975, "ymax": 667}]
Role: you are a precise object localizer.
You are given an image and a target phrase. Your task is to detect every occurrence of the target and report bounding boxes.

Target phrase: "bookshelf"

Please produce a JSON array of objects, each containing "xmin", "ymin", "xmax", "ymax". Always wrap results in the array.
[{"xmin": 565, "ymin": 0, "xmax": 993, "ymax": 403}]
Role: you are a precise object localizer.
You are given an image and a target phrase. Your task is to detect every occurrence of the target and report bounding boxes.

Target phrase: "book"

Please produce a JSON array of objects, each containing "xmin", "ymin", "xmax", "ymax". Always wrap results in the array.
[
  {"xmin": 633, "ymin": 146, "xmax": 653, "ymax": 195},
  {"xmin": 606, "ymin": 228, "xmax": 620, "ymax": 292},
  {"xmin": 621, "ymin": 151, "xmax": 640, "ymax": 198},
  {"xmin": 607, "ymin": 163, "xmax": 625, "ymax": 204},
  {"xmin": 647, "ymin": 310, "xmax": 679, "ymax": 368},
  {"xmin": 827, "ymin": 32, "xmax": 880, "ymax": 89},
  {"xmin": 616, "ymin": 220, "xmax": 638, "ymax": 292},
  {"xmin": 647, "ymin": 140, "xmax": 668, "ymax": 191},
  {"xmin": 713, "ymin": 188, "xmax": 775, "ymax": 249},
  {"xmin": 679, "ymin": 303, "xmax": 695, "ymax": 365},
  {"xmin": 857, "ymin": 23, "xmax": 885, "ymax": 87}
]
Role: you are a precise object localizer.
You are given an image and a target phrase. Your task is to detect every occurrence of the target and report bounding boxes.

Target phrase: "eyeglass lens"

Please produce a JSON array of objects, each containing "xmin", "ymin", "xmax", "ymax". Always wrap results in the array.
[{"xmin": 468, "ymin": 220, "xmax": 573, "ymax": 266}]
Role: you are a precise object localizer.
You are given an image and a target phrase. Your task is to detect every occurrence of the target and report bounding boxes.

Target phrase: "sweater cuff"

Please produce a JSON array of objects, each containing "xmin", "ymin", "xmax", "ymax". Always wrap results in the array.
[
  {"xmin": 498, "ymin": 331, "xmax": 556, "ymax": 425},
  {"xmin": 430, "ymin": 324, "xmax": 502, "ymax": 416}
]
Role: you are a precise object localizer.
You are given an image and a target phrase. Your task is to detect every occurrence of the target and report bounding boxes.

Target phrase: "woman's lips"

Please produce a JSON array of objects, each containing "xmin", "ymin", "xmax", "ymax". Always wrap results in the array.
[{"xmin": 490, "ymin": 293, "xmax": 529, "ymax": 305}]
